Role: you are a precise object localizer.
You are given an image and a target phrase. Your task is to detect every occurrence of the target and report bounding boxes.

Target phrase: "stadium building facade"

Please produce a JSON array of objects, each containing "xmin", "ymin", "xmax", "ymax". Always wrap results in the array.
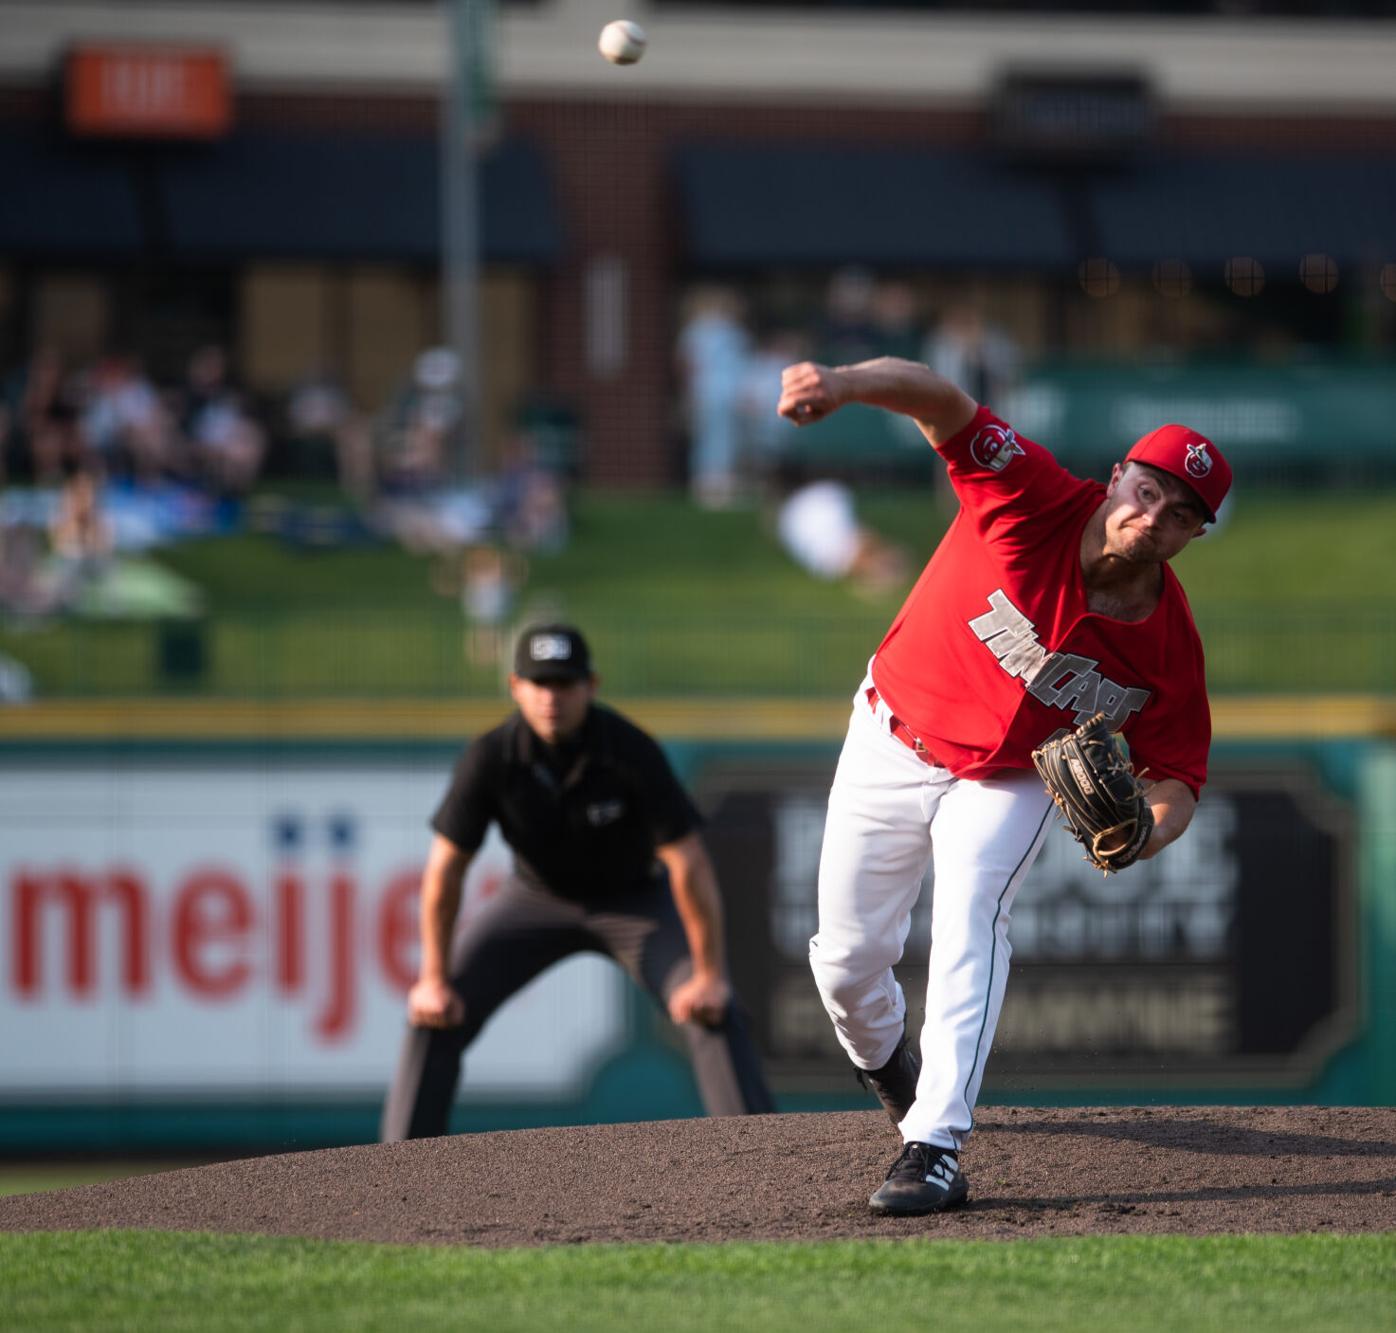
[{"xmin": 2, "ymin": 0, "xmax": 1394, "ymax": 485}]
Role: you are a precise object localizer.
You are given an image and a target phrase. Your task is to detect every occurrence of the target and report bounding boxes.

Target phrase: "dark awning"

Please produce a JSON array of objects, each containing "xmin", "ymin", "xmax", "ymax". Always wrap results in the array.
[
  {"xmin": 0, "ymin": 128, "xmax": 560, "ymax": 264},
  {"xmin": 1086, "ymin": 152, "xmax": 1396, "ymax": 269},
  {"xmin": 672, "ymin": 142, "xmax": 1076, "ymax": 269},
  {"xmin": 0, "ymin": 131, "xmax": 145, "ymax": 255},
  {"xmin": 159, "ymin": 130, "xmax": 561, "ymax": 263}
]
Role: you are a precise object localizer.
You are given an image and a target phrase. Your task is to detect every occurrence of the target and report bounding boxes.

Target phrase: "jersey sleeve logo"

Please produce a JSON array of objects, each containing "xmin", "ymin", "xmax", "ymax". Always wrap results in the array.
[
  {"xmin": 969, "ymin": 588, "xmax": 1151, "ymax": 726},
  {"xmin": 969, "ymin": 424, "xmax": 1026, "ymax": 473}
]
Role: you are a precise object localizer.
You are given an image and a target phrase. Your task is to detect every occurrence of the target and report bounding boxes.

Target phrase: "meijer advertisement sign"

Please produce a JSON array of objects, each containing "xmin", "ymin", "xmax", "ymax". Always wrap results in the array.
[{"xmin": 1, "ymin": 761, "xmax": 624, "ymax": 1099}]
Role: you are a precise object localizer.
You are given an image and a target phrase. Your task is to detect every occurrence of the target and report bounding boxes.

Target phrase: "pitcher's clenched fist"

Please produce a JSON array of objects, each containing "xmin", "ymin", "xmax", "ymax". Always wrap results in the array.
[{"xmin": 778, "ymin": 361, "xmax": 846, "ymax": 425}]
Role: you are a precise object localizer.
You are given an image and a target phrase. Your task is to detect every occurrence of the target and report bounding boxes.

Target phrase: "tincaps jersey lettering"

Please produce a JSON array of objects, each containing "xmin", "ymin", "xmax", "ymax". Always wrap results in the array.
[{"xmin": 968, "ymin": 589, "xmax": 1151, "ymax": 727}]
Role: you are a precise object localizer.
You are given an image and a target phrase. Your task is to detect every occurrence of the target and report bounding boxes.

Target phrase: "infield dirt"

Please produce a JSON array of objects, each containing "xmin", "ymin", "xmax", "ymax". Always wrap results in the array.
[{"xmin": 3, "ymin": 1106, "xmax": 1394, "ymax": 1246}]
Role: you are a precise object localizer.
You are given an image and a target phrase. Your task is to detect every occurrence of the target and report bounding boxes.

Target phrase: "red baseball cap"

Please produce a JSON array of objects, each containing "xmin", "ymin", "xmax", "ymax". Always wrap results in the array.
[{"xmin": 1125, "ymin": 424, "xmax": 1231, "ymax": 524}]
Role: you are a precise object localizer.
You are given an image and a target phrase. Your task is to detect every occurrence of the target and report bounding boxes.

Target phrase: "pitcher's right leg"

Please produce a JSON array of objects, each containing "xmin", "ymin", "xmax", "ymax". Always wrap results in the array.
[{"xmin": 809, "ymin": 685, "xmax": 944, "ymax": 1078}]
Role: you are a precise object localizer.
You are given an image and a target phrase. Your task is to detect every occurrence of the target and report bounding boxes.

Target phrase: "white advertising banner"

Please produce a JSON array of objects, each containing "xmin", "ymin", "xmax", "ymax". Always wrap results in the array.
[{"xmin": 0, "ymin": 758, "xmax": 627, "ymax": 1097}]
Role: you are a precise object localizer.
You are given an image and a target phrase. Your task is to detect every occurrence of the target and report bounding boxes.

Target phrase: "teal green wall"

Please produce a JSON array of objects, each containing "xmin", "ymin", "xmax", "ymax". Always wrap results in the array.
[{"xmin": 1, "ymin": 734, "xmax": 1390, "ymax": 1154}]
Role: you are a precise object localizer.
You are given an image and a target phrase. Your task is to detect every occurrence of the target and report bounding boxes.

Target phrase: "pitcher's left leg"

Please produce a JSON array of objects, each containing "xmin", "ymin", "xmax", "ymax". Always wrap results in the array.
[{"xmin": 899, "ymin": 771, "xmax": 1054, "ymax": 1152}]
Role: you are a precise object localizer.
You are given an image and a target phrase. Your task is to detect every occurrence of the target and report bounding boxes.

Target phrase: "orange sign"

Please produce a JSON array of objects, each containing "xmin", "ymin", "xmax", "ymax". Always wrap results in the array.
[{"xmin": 66, "ymin": 44, "xmax": 232, "ymax": 139}]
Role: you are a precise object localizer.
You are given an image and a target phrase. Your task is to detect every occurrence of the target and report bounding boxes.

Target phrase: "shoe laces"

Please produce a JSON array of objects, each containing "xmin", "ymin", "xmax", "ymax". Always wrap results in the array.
[{"xmin": 885, "ymin": 1141, "xmax": 955, "ymax": 1183}]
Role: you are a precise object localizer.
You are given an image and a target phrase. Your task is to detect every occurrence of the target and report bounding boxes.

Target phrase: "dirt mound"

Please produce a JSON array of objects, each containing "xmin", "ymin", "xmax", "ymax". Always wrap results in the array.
[{"xmin": 4, "ymin": 1106, "xmax": 1394, "ymax": 1247}]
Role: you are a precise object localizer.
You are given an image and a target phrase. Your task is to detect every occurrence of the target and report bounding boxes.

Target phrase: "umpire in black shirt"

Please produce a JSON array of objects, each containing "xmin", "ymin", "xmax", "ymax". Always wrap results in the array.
[{"xmin": 380, "ymin": 623, "xmax": 774, "ymax": 1139}]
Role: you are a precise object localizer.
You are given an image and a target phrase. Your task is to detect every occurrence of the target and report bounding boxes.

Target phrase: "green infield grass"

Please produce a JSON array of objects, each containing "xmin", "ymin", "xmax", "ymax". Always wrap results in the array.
[
  {"xmin": 0, "ymin": 1229, "xmax": 1392, "ymax": 1332},
  {"xmin": 3, "ymin": 487, "xmax": 1394, "ymax": 697}
]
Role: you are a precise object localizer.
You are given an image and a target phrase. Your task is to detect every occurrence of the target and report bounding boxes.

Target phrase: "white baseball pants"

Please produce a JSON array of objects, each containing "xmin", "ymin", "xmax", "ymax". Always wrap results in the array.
[{"xmin": 810, "ymin": 672, "xmax": 1054, "ymax": 1152}]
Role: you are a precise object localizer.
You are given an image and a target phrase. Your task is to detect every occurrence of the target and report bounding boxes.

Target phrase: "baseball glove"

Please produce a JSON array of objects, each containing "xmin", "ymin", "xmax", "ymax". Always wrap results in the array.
[{"xmin": 1031, "ymin": 712, "xmax": 1154, "ymax": 875}]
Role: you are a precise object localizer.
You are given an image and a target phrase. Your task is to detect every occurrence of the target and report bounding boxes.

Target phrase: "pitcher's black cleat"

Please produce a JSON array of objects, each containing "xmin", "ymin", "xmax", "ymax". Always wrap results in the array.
[
  {"xmin": 868, "ymin": 1141, "xmax": 968, "ymax": 1216},
  {"xmin": 855, "ymin": 1033, "xmax": 922, "ymax": 1126}
]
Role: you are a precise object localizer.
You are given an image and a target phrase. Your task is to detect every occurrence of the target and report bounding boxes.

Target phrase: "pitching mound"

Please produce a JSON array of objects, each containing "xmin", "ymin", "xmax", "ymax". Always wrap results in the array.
[{"xmin": 3, "ymin": 1106, "xmax": 1394, "ymax": 1246}]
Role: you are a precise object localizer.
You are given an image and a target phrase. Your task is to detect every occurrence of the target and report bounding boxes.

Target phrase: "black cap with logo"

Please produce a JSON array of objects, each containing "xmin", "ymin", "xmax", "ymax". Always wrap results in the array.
[{"xmin": 513, "ymin": 624, "xmax": 594, "ymax": 682}]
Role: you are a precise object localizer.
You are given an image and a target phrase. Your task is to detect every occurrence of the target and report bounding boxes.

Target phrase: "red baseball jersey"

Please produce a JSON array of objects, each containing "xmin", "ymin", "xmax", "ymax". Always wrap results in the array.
[{"xmin": 871, "ymin": 406, "xmax": 1210, "ymax": 797}]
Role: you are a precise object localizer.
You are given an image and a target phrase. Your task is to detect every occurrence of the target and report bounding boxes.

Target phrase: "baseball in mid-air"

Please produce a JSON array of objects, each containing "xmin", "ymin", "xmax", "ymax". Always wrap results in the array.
[{"xmin": 598, "ymin": 19, "xmax": 647, "ymax": 65}]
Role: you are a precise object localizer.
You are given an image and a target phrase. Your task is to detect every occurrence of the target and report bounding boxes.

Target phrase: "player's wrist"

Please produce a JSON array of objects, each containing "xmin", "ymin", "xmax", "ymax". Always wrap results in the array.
[{"xmin": 828, "ymin": 364, "xmax": 866, "ymax": 405}]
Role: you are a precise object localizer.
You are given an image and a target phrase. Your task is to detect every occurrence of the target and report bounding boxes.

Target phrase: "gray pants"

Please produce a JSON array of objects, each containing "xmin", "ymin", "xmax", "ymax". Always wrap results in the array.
[{"xmin": 380, "ymin": 874, "xmax": 774, "ymax": 1140}]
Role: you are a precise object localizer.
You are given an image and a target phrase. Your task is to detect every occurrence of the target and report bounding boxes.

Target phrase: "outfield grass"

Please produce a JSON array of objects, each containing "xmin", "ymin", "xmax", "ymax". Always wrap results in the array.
[
  {"xmin": 1, "ymin": 1229, "xmax": 1392, "ymax": 1332},
  {"xmin": 3, "ymin": 487, "xmax": 1394, "ymax": 697}
]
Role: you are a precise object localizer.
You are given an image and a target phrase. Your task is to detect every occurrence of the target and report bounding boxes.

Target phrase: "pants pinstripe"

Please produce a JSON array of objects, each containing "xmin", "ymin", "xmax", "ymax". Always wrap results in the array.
[{"xmin": 380, "ymin": 874, "xmax": 774, "ymax": 1141}]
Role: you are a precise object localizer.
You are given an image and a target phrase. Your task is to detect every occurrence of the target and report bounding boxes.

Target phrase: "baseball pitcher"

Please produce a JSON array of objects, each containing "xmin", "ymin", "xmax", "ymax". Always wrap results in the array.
[{"xmin": 777, "ymin": 356, "xmax": 1231, "ymax": 1215}]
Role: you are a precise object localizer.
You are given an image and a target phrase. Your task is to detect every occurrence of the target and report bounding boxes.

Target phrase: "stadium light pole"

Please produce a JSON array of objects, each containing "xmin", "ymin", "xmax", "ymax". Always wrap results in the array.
[{"xmin": 440, "ymin": 0, "xmax": 496, "ymax": 483}]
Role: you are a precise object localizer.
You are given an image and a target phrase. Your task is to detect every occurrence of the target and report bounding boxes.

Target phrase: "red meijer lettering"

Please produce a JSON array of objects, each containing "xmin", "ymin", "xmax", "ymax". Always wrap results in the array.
[
  {"xmin": 15, "ymin": 869, "xmax": 151, "ymax": 996},
  {"xmin": 9, "ymin": 863, "xmax": 422, "ymax": 1041},
  {"xmin": 172, "ymin": 868, "xmax": 253, "ymax": 997}
]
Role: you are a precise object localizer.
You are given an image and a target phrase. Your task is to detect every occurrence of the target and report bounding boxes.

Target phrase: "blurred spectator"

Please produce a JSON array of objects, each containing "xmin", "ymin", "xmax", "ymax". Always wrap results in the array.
[
  {"xmin": 188, "ymin": 392, "xmax": 266, "ymax": 497},
  {"xmin": 512, "ymin": 389, "xmax": 580, "ymax": 479},
  {"xmin": 80, "ymin": 353, "xmax": 179, "ymax": 484},
  {"xmin": 496, "ymin": 431, "xmax": 570, "ymax": 555},
  {"xmin": 37, "ymin": 460, "xmax": 115, "ymax": 613},
  {"xmin": 377, "ymin": 347, "xmax": 463, "ymax": 495},
  {"xmin": 377, "ymin": 487, "xmax": 492, "ymax": 556},
  {"xmin": 0, "ymin": 458, "xmax": 112, "ymax": 619},
  {"xmin": 772, "ymin": 464, "xmax": 909, "ymax": 599},
  {"xmin": 178, "ymin": 344, "xmax": 231, "ymax": 435},
  {"xmin": 370, "ymin": 347, "xmax": 493, "ymax": 554},
  {"xmin": 0, "ymin": 649, "xmax": 33, "ymax": 703},
  {"xmin": 50, "ymin": 462, "xmax": 113, "ymax": 570},
  {"xmin": 0, "ymin": 518, "xmax": 55, "ymax": 617},
  {"xmin": 870, "ymin": 280, "xmax": 924, "ymax": 361},
  {"xmin": 466, "ymin": 545, "xmax": 527, "ymax": 669},
  {"xmin": 739, "ymin": 327, "xmax": 808, "ymax": 476},
  {"xmin": 283, "ymin": 370, "xmax": 375, "ymax": 503},
  {"xmin": 817, "ymin": 266, "xmax": 881, "ymax": 367},
  {"xmin": 922, "ymin": 303, "xmax": 1020, "ymax": 411},
  {"xmin": 676, "ymin": 285, "xmax": 751, "ymax": 509},
  {"xmin": 179, "ymin": 345, "xmax": 267, "ymax": 497},
  {"xmin": 0, "ymin": 346, "xmax": 83, "ymax": 486}
]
